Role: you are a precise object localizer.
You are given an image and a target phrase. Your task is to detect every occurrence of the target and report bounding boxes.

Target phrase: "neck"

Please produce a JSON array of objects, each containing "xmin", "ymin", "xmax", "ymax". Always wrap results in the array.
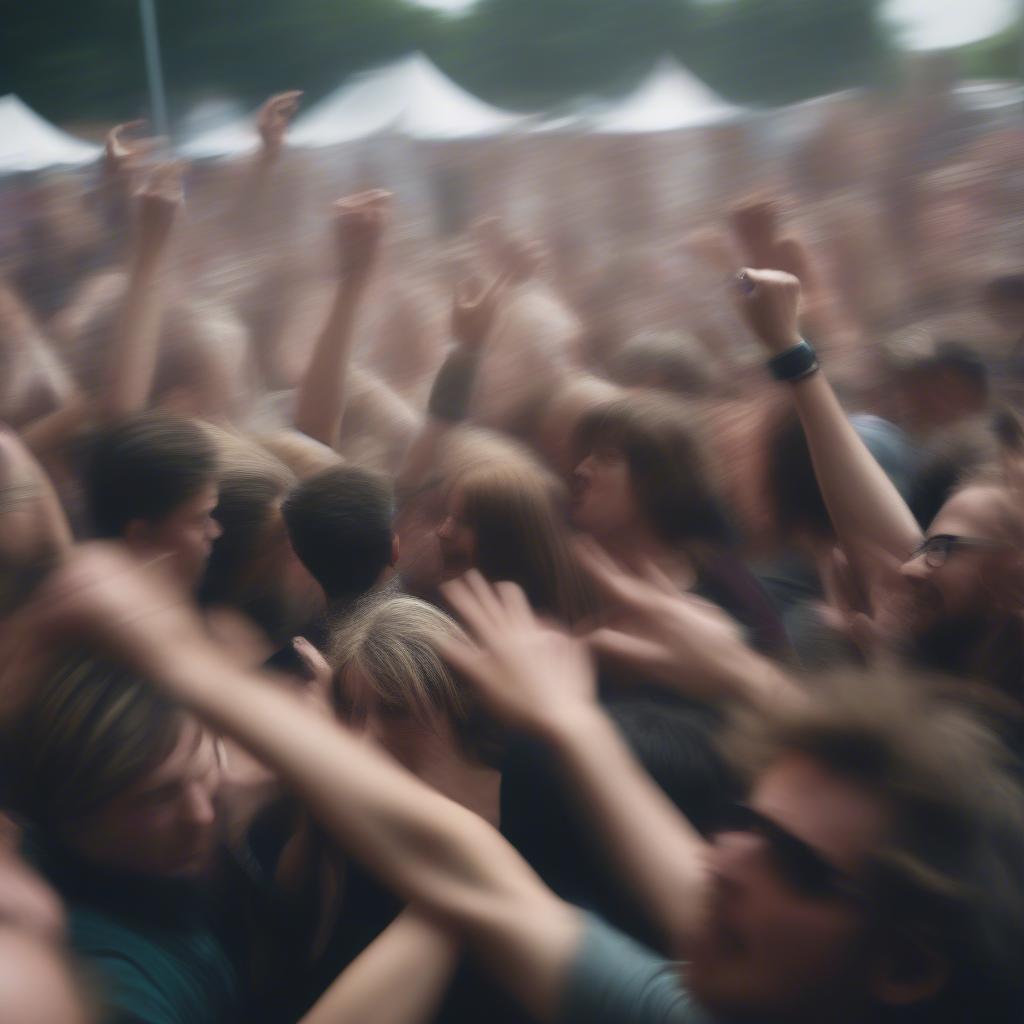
[{"xmin": 598, "ymin": 528, "xmax": 697, "ymax": 591}]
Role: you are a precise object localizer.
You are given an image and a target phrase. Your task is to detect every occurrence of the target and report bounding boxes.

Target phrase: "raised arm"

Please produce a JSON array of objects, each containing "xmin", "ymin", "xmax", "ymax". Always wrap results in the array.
[
  {"xmin": 299, "ymin": 909, "xmax": 458, "ymax": 1024},
  {"xmin": 29, "ymin": 546, "xmax": 583, "ymax": 1023},
  {"xmin": 396, "ymin": 271, "xmax": 508, "ymax": 496},
  {"xmin": 229, "ymin": 91, "xmax": 303, "ymax": 229},
  {"xmin": 100, "ymin": 163, "xmax": 183, "ymax": 421},
  {"xmin": 294, "ymin": 190, "xmax": 390, "ymax": 448},
  {"xmin": 437, "ymin": 570, "xmax": 713, "ymax": 955},
  {"xmin": 737, "ymin": 268, "xmax": 922, "ymax": 563}
]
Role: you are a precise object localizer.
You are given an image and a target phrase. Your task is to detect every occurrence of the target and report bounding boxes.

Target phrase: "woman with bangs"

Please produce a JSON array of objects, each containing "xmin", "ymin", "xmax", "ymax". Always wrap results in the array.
[{"xmin": 570, "ymin": 392, "xmax": 789, "ymax": 657}]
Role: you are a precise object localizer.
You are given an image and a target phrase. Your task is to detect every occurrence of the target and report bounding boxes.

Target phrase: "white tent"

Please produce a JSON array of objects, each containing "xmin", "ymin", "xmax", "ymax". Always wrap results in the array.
[
  {"xmin": 179, "ymin": 99, "xmax": 261, "ymax": 159},
  {"xmin": 0, "ymin": 95, "xmax": 100, "ymax": 173},
  {"xmin": 289, "ymin": 53, "xmax": 523, "ymax": 146},
  {"xmin": 590, "ymin": 56, "xmax": 742, "ymax": 133}
]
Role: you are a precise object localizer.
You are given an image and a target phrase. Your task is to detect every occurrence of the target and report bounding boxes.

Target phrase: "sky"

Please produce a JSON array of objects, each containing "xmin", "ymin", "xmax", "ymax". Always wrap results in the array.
[{"xmin": 412, "ymin": 0, "xmax": 1020, "ymax": 51}]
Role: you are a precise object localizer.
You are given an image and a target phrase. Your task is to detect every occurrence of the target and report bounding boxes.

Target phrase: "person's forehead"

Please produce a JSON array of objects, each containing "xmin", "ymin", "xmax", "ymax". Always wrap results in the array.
[
  {"xmin": 930, "ymin": 485, "xmax": 1008, "ymax": 540},
  {"xmin": 752, "ymin": 755, "xmax": 889, "ymax": 875},
  {"xmin": 129, "ymin": 721, "xmax": 215, "ymax": 792}
]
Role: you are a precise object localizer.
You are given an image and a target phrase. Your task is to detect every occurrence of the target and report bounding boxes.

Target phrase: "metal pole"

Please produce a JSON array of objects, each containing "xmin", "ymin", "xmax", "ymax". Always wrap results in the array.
[{"xmin": 139, "ymin": 0, "xmax": 169, "ymax": 138}]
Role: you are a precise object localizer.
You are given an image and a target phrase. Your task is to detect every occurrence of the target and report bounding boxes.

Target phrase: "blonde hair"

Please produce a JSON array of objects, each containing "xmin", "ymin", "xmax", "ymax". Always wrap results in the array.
[{"xmin": 329, "ymin": 595, "xmax": 502, "ymax": 763}]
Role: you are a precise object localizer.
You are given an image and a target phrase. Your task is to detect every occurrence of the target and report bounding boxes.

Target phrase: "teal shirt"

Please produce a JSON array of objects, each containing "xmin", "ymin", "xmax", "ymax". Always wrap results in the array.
[{"xmin": 27, "ymin": 834, "xmax": 247, "ymax": 1024}]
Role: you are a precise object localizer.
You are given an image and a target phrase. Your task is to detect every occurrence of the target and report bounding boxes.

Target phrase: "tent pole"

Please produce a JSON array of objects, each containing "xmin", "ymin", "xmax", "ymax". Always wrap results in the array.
[{"xmin": 139, "ymin": 0, "xmax": 170, "ymax": 139}]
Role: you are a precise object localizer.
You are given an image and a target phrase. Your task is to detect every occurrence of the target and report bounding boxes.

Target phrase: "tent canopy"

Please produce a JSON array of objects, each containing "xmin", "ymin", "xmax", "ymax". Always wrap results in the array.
[
  {"xmin": 591, "ymin": 56, "xmax": 743, "ymax": 133},
  {"xmin": 0, "ymin": 95, "xmax": 100, "ymax": 173},
  {"xmin": 290, "ymin": 53, "xmax": 523, "ymax": 146}
]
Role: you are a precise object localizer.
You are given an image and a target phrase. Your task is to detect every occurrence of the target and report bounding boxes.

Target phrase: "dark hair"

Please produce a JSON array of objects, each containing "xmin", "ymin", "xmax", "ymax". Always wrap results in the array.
[
  {"xmin": 727, "ymin": 670, "xmax": 1024, "ymax": 1024},
  {"xmin": 84, "ymin": 414, "xmax": 217, "ymax": 539},
  {"xmin": 573, "ymin": 394, "xmax": 733, "ymax": 548},
  {"xmin": 456, "ymin": 461, "xmax": 596, "ymax": 625},
  {"xmin": 281, "ymin": 465, "xmax": 393, "ymax": 604},
  {"xmin": 199, "ymin": 443, "xmax": 297, "ymax": 640},
  {"xmin": 2, "ymin": 653, "xmax": 185, "ymax": 833}
]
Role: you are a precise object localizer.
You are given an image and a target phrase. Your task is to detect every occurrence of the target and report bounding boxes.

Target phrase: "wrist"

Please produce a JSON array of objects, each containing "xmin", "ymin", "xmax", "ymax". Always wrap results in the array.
[
  {"xmin": 534, "ymin": 699, "xmax": 608, "ymax": 750},
  {"xmin": 767, "ymin": 338, "xmax": 818, "ymax": 382}
]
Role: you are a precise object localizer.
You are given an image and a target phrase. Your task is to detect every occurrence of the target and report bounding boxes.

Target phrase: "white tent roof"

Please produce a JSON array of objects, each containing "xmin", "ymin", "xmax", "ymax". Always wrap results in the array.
[
  {"xmin": 179, "ymin": 99, "xmax": 261, "ymax": 159},
  {"xmin": 0, "ymin": 95, "xmax": 101, "ymax": 173},
  {"xmin": 290, "ymin": 53, "xmax": 523, "ymax": 145},
  {"xmin": 591, "ymin": 56, "xmax": 742, "ymax": 133}
]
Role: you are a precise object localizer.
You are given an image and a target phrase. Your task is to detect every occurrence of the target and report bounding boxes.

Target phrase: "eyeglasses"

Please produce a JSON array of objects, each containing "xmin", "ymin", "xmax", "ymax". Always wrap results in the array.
[
  {"xmin": 718, "ymin": 802, "xmax": 866, "ymax": 904},
  {"xmin": 906, "ymin": 534, "xmax": 1007, "ymax": 569}
]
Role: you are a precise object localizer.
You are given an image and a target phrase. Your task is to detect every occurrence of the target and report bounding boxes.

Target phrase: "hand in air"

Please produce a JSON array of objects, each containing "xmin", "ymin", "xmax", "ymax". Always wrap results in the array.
[
  {"xmin": 134, "ymin": 161, "xmax": 185, "ymax": 253},
  {"xmin": 574, "ymin": 536, "xmax": 755, "ymax": 702},
  {"xmin": 437, "ymin": 570, "xmax": 596, "ymax": 734},
  {"xmin": 257, "ymin": 90, "xmax": 303, "ymax": 157},
  {"xmin": 105, "ymin": 120, "xmax": 164, "ymax": 176},
  {"xmin": 450, "ymin": 272, "xmax": 508, "ymax": 348},
  {"xmin": 332, "ymin": 189, "xmax": 392, "ymax": 281},
  {"xmin": 735, "ymin": 267, "xmax": 802, "ymax": 355}
]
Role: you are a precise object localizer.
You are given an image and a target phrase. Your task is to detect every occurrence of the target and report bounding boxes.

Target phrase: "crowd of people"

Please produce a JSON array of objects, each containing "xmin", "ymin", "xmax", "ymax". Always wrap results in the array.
[{"xmin": 2, "ymin": 83, "xmax": 1024, "ymax": 1023}]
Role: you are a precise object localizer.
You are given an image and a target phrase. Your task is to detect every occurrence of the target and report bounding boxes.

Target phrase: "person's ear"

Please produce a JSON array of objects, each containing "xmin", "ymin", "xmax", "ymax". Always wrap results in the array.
[
  {"xmin": 391, "ymin": 532, "xmax": 400, "ymax": 567},
  {"xmin": 869, "ymin": 931, "xmax": 949, "ymax": 1009}
]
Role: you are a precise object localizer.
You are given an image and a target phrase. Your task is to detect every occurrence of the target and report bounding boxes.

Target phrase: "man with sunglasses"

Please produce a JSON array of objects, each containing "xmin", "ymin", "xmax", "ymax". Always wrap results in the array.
[
  {"xmin": 737, "ymin": 267, "xmax": 1024, "ymax": 703},
  {"xmin": 23, "ymin": 549, "xmax": 1024, "ymax": 1024}
]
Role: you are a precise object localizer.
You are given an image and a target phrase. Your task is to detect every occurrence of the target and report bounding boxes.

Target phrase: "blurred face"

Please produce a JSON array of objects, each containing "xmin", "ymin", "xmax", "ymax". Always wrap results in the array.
[
  {"xmin": 897, "ymin": 485, "xmax": 1023, "ymax": 635},
  {"xmin": 69, "ymin": 722, "xmax": 221, "ymax": 879},
  {"xmin": 436, "ymin": 487, "xmax": 477, "ymax": 581},
  {"xmin": 571, "ymin": 446, "xmax": 644, "ymax": 540},
  {"xmin": 141, "ymin": 482, "xmax": 222, "ymax": 589},
  {"xmin": 687, "ymin": 755, "xmax": 886, "ymax": 1020}
]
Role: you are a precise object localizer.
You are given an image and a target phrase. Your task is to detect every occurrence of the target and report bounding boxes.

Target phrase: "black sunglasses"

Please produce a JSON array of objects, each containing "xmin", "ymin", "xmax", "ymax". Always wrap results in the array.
[
  {"xmin": 907, "ymin": 534, "xmax": 1006, "ymax": 569},
  {"xmin": 718, "ymin": 802, "xmax": 865, "ymax": 903}
]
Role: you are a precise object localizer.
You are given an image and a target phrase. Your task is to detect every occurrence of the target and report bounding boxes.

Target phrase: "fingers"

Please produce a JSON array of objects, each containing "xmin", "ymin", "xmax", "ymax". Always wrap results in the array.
[
  {"xmin": 440, "ymin": 570, "xmax": 503, "ymax": 644},
  {"xmin": 586, "ymin": 627, "xmax": 666, "ymax": 674},
  {"xmin": 572, "ymin": 535, "xmax": 645, "ymax": 608},
  {"xmin": 494, "ymin": 580, "xmax": 535, "ymax": 627},
  {"xmin": 433, "ymin": 631, "xmax": 485, "ymax": 685}
]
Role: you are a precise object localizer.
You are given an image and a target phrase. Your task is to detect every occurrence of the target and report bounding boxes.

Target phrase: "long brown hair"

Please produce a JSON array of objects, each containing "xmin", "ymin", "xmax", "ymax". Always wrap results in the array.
[{"xmin": 455, "ymin": 459, "xmax": 596, "ymax": 626}]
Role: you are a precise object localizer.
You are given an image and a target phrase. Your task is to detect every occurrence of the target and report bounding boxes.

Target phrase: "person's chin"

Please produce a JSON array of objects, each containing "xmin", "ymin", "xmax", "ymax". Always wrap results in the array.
[{"xmin": 166, "ymin": 845, "xmax": 215, "ymax": 878}]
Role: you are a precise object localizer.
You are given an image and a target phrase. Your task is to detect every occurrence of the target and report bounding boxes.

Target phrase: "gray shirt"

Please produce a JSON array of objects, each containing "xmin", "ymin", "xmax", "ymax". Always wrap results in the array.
[{"xmin": 560, "ymin": 914, "xmax": 713, "ymax": 1024}]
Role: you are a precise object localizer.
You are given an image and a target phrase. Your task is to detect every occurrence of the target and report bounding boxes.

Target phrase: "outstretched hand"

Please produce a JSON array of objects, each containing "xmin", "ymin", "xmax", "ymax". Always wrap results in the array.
[
  {"xmin": 257, "ymin": 90, "xmax": 303, "ymax": 157},
  {"xmin": 450, "ymin": 272, "xmax": 508, "ymax": 348},
  {"xmin": 574, "ymin": 537, "xmax": 784, "ymax": 705},
  {"xmin": 437, "ymin": 570, "xmax": 595, "ymax": 734},
  {"xmin": 735, "ymin": 267, "xmax": 803, "ymax": 355},
  {"xmin": 332, "ymin": 190, "xmax": 392, "ymax": 282},
  {"xmin": 105, "ymin": 120, "xmax": 165, "ymax": 176},
  {"xmin": 134, "ymin": 161, "xmax": 185, "ymax": 254}
]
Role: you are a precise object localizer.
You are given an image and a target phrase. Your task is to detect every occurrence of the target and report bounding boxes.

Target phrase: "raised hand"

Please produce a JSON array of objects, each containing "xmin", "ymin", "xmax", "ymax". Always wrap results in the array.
[
  {"xmin": 735, "ymin": 267, "xmax": 803, "ymax": 354},
  {"xmin": 257, "ymin": 90, "xmax": 303, "ymax": 158},
  {"xmin": 134, "ymin": 161, "xmax": 185, "ymax": 254},
  {"xmin": 332, "ymin": 190, "xmax": 392, "ymax": 283},
  {"xmin": 104, "ymin": 120, "xmax": 164, "ymax": 176},
  {"xmin": 573, "ymin": 537, "xmax": 759, "ymax": 701},
  {"xmin": 437, "ymin": 570, "xmax": 595, "ymax": 734},
  {"xmin": 450, "ymin": 272, "xmax": 508, "ymax": 348}
]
